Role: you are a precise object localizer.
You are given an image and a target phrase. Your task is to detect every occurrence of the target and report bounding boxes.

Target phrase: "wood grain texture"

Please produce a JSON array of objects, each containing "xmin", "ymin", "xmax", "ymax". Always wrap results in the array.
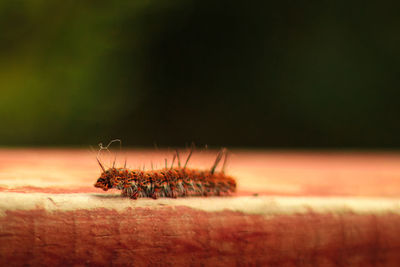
[{"xmin": 1, "ymin": 149, "xmax": 400, "ymax": 266}]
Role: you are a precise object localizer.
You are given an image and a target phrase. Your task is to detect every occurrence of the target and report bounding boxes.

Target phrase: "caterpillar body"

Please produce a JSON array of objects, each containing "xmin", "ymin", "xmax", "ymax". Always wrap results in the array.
[{"xmin": 94, "ymin": 143, "xmax": 236, "ymax": 199}]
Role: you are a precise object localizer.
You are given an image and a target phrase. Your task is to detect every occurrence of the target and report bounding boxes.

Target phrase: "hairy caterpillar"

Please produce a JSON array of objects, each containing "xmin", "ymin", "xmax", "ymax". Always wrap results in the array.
[{"xmin": 94, "ymin": 140, "xmax": 237, "ymax": 199}]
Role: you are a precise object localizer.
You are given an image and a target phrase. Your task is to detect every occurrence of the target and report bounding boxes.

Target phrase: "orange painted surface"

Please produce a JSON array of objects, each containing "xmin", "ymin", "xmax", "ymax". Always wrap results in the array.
[
  {"xmin": 1, "ymin": 149, "xmax": 400, "ymax": 266},
  {"xmin": 2, "ymin": 207, "xmax": 400, "ymax": 266}
]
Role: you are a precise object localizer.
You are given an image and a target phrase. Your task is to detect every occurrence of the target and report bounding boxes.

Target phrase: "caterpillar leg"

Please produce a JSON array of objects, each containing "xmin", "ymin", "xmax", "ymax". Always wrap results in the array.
[
  {"xmin": 150, "ymin": 191, "xmax": 158, "ymax": 199},
  {"xmin": 122, "ymin": 187, "xmax": 138, "ymax": 199},
  {"xmin": 170, "ymin": 187, "xmax": 177, "ymax": 198}
]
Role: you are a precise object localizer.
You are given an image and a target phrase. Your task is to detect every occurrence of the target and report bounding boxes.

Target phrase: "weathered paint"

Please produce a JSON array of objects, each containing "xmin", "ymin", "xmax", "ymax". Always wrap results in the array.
[{"xmin": 1, "ymin": 206, "xmax": 400, "ymax": 266}]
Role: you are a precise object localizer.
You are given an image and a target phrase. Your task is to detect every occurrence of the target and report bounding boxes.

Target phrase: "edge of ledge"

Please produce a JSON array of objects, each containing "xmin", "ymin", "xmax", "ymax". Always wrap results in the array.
[{"xmin": 1, "ymin": 192, "xmax": 400, "ymax": 217}]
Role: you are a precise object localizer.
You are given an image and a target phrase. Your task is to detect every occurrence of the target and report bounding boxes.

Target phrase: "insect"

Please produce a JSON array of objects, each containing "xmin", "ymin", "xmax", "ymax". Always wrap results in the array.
[{"xmin": 94, "ymin": 140, "xmax": 237, "ymax": 199}]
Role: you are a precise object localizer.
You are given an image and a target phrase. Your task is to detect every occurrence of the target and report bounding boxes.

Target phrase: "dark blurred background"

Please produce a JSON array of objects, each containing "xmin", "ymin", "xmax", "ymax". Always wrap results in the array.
[{"xmin": 0, "ymin": 1, "xmax": 399, "ymax": 148}]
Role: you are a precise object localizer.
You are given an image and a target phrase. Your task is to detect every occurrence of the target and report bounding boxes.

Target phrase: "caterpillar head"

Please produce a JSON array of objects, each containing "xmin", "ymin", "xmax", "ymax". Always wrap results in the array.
[
  {"xmin": 94, "ymin": 168, "xmax": 116, "ymax": 191},
  {"xmin": 94, "ymin": 139, "xmax": 122, "ymax": 191}
]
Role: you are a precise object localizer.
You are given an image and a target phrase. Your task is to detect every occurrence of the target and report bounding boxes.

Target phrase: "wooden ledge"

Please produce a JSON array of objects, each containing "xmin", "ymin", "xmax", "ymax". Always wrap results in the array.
[{"xmin": 1, "ymin": 149, "xmax": 400, "ymax": 265}]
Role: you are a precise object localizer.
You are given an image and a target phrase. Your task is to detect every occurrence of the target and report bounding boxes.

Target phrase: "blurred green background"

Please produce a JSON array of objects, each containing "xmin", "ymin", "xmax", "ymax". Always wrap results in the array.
[{"xmin": 0, "ymin": 1, "xmax": 399, "ymax": 148}]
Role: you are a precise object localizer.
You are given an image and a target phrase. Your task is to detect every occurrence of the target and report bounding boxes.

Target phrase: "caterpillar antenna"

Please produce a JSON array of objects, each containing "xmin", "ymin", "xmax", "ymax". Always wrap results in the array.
[
  {"xmin": 96, "ymin": 157, "xmax": 106, "ymax": 172},
  {"xmin": 98, "ymin": 139, "xmax": 121, "ymax": 169}
]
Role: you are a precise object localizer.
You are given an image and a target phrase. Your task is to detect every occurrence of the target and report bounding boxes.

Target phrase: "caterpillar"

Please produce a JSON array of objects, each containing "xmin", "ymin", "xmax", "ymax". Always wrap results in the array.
[{"xmin": 94, "ymin": 140, "xmax": 237, "ymax": 199}]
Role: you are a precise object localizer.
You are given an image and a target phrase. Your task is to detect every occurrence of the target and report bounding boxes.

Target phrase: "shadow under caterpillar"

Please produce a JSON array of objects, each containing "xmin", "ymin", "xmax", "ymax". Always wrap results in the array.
[{"xmin": 94, "ymin": 140, "xmax": 237, "ymax": 199}]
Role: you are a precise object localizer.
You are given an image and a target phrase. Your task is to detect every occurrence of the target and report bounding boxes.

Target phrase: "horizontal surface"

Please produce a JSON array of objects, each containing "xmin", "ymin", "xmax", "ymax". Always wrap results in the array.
[{"xmin": 1, "ymin": 149, "xmax": 400, "ymax": 197}]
